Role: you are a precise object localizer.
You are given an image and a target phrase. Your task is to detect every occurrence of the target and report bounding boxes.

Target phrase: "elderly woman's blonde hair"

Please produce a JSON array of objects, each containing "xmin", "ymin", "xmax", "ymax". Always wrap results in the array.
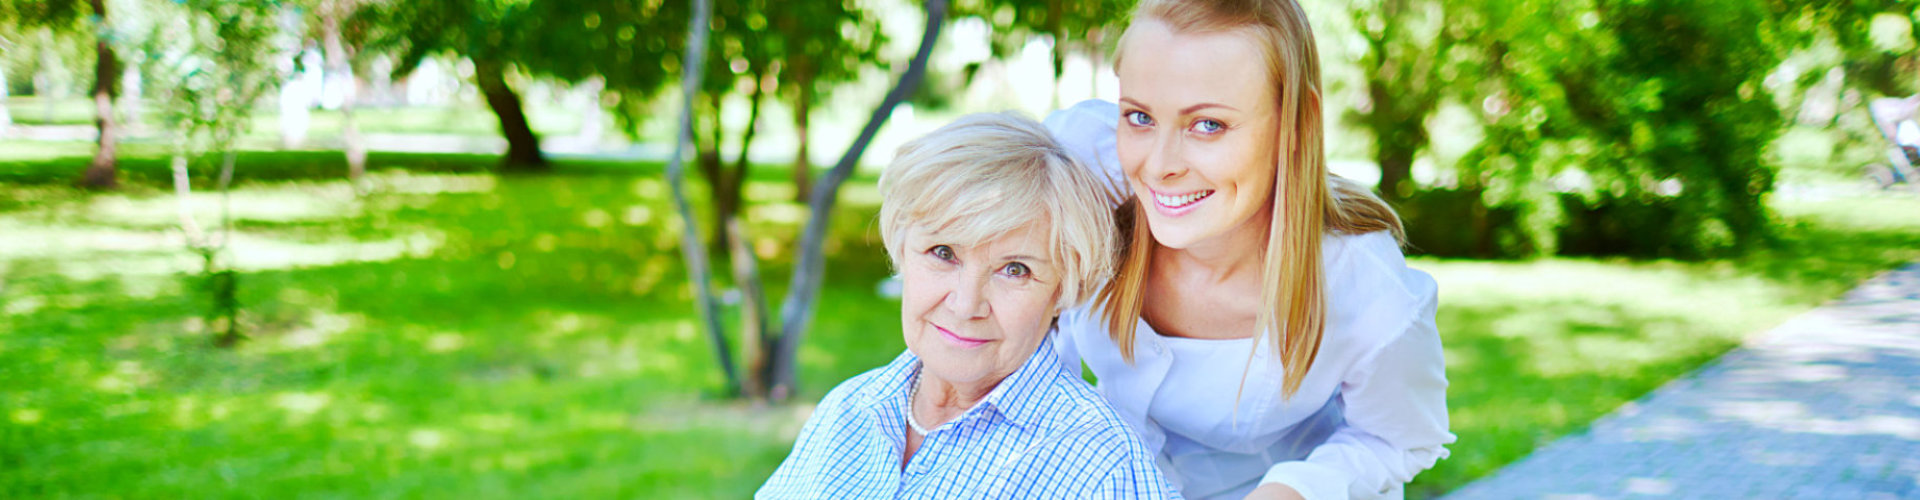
[{"xmin": 878, "ymin": 112, "xmax": 1118, "ymax": 312}]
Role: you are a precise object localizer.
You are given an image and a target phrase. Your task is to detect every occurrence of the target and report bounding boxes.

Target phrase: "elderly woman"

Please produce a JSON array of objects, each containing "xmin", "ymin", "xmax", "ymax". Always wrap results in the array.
[{"xmin": 757, "ymin": 112, "xmax": 1180, "ymax": 499}]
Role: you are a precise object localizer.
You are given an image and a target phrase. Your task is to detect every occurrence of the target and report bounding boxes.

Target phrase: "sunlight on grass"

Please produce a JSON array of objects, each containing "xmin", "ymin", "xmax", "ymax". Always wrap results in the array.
[{"xmin": 369, "ymin": 171, "xmax": 500, "ymax": 195}]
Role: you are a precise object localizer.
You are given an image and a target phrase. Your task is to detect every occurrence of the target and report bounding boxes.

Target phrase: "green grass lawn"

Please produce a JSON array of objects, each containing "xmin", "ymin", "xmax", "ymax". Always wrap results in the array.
[{"xmin": 3, "ymin": 148, "xmax": 1918, "ymax": 498}]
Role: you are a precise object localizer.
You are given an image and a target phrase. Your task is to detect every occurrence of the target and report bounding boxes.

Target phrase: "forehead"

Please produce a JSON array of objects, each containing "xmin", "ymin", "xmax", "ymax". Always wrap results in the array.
[{"xmin": 1117, "ymin": 19, "xmax": 1273, "ymax": 110}]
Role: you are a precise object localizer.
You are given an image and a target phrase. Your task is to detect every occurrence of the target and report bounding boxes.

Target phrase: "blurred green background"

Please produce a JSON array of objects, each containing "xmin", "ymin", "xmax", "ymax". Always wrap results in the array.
[{"xmin": 4, "ymin": 0, "xmax": 1920, "ymax": 498}]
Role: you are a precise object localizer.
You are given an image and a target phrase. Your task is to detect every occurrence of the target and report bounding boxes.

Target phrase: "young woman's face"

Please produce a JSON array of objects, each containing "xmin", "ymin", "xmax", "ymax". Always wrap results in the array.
[
  {"xmin": 898, "ymin": 222, "xmax": 1061, "ymax": 388},
  {"xmin": 1116, "ymin": 18, "xmax": 1280, "ymax": 251}
]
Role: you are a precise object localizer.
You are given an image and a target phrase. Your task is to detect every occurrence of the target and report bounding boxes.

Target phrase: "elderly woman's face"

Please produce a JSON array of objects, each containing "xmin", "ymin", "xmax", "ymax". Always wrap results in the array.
[{"xmin": 899, "ymin": 221, "xmax": 1061, "ymax": 388}]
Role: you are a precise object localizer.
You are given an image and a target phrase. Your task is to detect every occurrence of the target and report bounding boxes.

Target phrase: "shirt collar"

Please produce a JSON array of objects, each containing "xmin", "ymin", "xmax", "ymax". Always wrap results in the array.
[{"xmin": 976, "ymin": 333, "xmax": 1061, "ymax": 428}]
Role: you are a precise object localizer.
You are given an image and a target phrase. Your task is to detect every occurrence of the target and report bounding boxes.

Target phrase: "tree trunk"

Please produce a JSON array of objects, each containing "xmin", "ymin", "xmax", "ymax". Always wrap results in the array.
[
  {"xmin": 769, "ymin": 0, "xmax": 948, "ymax": 402},
  {"xmin": 791, "ymin": 88, "xmax": 812, "ymax": 203},
  {"xmin": 727, "ymin": 69, "xmax": 774, "ymax": 397},
  {"xmin": 36, "ymin": 34, "xmax": 62, "ymax": 124},
  {"xmin": 727, "ymin": 216, "xmax": 772, "ymax": 398},
  {"xmin": 320, "ymin": 2, "xmax": 367, "ymax": 187},
  {"xmin": 474, "ymin": 59, "xmax": 547, "ymax": 171},
  {"xmin": 80, "ymin": 0, "xmax": 121, "ymax": 189},
  {"xmin": 697, "ymin": 93, "xmax": 731, "ymax": 252},
  {"xmin": 1365, "ymin": 68, "xmax": 1428, "ymax": 202},
  {"xmin": 210, "ymin": 150, "xmax": 242, "ymax": 347},
  {"xmin": 727, "ymin": 68, "xmax": 767, "ymax": 231},
  {"xmin": 663, "ymin": 0, "xmax": 740, "ymax": 395},
  {"xmin": 1376, "ymin": 139, "xmax": 1416, "ymax": 202}
]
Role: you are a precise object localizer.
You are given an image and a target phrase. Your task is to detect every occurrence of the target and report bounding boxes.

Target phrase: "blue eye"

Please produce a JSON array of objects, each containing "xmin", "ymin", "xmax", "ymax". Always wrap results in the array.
[
  {"xmin": 1192, "ymin": 119, "xmax": 1224, "ymax": 134},
  {"xmin": 1002, "ymin": 262, "xmax": 1030, "ymax": 278},
  {"xmin": 1124, "ymin": 110, "xmax": 1154, "ymax": 127}
]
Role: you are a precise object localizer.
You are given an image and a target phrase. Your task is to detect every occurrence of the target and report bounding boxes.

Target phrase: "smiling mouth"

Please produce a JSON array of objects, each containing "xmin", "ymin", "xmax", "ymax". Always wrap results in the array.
[
  {"xmin": 936, "ymin": 326, "xmax": 991, "ymax": 348},
  {"xmin": 1153, "ymin": 190, "xmax": 1214, "ymax": 209}
]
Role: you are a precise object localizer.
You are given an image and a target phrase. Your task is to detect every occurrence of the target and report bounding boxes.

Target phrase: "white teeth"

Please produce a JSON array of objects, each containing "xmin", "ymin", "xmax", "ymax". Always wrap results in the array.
[{"xmin": 1154, "ymin": 190, "xmax": 1212, "ymax": 208}]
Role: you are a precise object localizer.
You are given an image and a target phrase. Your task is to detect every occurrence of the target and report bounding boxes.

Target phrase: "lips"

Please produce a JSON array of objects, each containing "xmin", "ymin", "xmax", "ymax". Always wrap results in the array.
[
  {"xmin": 936, "ymin": 325, "xmax": 990, "ymax": 349},
  {"xmin": 1151, "ymin": 189, "xmax": 1214, "ymax": 213},
  {"xmin": 1153, "ymin": 189, "xmax": 1213, "ymax": 208}
]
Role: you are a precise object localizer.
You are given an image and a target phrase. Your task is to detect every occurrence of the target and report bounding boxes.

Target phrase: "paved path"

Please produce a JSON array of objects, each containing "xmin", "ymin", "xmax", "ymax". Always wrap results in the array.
[{"xmin": 1443, "ymin": 263, "xmax": 1920, "ymax": 500}]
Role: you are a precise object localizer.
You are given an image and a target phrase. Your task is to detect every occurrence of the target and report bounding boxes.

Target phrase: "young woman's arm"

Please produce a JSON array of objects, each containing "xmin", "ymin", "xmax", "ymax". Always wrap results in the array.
[{"xmin": 1261, "ymin": 269, "xmax": 1452, "ymax": 499}]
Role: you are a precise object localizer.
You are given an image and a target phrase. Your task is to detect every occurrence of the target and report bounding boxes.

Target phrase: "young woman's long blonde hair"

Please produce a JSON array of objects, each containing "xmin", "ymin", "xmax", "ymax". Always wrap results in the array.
[{"xmin": 1101, "ymin": 0, "xmax": 1405, "ymax": 398}]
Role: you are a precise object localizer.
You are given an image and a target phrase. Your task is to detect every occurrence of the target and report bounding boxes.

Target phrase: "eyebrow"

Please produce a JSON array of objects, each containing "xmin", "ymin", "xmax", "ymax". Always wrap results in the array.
[
  {"xmin": 1001, "ymin": 254, "xmax": 1051, "ymax": 264},
  {"xmin": 1118, "ymin": 97, "xmax": 1238, "ymax": 116},
  {"xmin": 1181, "ymin": 102, "xmax": 1238, "ymax": 115}
]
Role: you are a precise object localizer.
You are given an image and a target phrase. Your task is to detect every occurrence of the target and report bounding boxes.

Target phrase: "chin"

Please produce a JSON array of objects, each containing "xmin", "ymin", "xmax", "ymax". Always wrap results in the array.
[
  {"xmin": 922, "ymin": 358, "xmax": 989, "ymax": 385},
  {"xmin": 1146, "ymin": 222, "xmax": 1208, "ymax": 250}
]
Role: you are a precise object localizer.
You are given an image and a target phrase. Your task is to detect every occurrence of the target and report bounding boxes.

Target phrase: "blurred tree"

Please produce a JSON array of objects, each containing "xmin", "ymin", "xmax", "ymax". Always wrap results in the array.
[
  {"xmin": 1791, "ymin": 0, "xmax": 1920, "ymax": 97},
  {"xmin": 1447, "ymin": 0, "xmax": 1788, "ymax": 258},
  {"xmin": 954, "ymin": 0, "xmax": 1130, "ymax": 108},
  {"xmin": 350, "ymin": 0, "xmax": 551, "ymax": 170},
  {"xmin": 771, "ymin": 0, "xmax": 885, "ymax": 203},
  {"xmin": 669, "ymin": 0, "xmax": 886, "ymax": 253},
  {"xmin": 0, "ymin": 0, "xmax": 124, "ymax": 188},
  {"xmin": 1342, "ymin": 0, "xmax": 1462, "ymax": 202},
  {"xmin": 140, "ymin": 0, "xmax": 286, "ymax": 346},
  {"xmin": 314, "ymin": 0, "xmax": 368, "ymax": 188},
  {"xmin": 664, "ymin": 0, "xmax": 949, "ymax": 400},
  {"xmin": 351, "ymin": 0, "xmax": 694, "ymax": 171},
  {"xmin": 664, "ymin": 0, "xmax": 736, "ymax": 395},
  {"xmin": 768, "ymin": 0, "xmax": 949, "ymax": 402}
]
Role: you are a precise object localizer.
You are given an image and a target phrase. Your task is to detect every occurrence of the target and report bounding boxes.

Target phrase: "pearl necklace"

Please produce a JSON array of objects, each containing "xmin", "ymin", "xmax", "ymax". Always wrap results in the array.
[{"xmin": 906, "ymin": 369, "xmax": 936, "ymax": 435}]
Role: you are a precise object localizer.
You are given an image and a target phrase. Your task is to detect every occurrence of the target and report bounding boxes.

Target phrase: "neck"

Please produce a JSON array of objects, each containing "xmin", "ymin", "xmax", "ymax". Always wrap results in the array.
[
  {"xmin": 1158, "ymin": 209, "xmax": 1271, "ymax": 285},
  {"xmin": 919, "ymin": 371, "xmax": 996, "ymax": 414}
]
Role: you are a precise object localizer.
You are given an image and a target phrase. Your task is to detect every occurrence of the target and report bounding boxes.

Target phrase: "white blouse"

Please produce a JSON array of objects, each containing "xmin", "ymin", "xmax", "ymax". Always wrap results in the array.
[{"xmin": 1044, "ymin": 100, "xmax": 1456, "ymax": 500}]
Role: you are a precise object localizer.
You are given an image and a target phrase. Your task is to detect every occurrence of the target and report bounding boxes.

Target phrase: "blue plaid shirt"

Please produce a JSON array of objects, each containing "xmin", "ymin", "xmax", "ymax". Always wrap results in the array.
[{"xmin": 758, "ymin": 335, "xmax": 1181, "ymax": 499}]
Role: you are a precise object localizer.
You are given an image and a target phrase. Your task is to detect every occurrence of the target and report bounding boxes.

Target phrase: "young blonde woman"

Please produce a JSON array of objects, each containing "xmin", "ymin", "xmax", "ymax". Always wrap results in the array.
[{"xmin": 1043, "ymin": 0, "xmax": 1454, "ymax": 499}]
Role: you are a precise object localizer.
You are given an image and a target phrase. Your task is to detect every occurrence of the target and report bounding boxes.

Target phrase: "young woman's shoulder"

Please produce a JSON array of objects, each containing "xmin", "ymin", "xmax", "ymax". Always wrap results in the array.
[{"xmin": 1323, "ymin": 230, "xmax": 1439, "ymax": 348}]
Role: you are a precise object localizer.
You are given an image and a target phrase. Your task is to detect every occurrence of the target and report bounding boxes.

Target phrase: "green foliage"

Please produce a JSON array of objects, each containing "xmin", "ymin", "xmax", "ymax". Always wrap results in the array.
[
  {"xmin": 0, "ymin": 0, "xmax": 88, "ymax": 31},
  {"xmin": 0, "ymin": 1, "xmax": 111, "ymax": 104},
  {"xmin": 766, "ymin": 0, "xmax": 886, "ymax": 107},
  {"xmin": 953, "ymin": 0, "xmax": 1131, "ymax": 59},
  {"xmin": 1379, "ymin": 0, "xmax": 1792, "ymax": 259},
  {"xmin": 138, "ymin": 0, "xmax": 285, "ymax": 157},
  {"xmin": 1781, "ymin": 0, "xmax": 1920, "ymax": 97},
  {"xmin": 657, "ymin": 0, "xmax": 884, "ymax": 146}
]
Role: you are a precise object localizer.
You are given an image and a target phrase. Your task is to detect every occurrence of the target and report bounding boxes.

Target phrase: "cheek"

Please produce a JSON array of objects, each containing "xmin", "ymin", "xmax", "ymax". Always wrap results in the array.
[
  {"xmin": 993, "ymin": 285, "xmax": 1059, "ymax": 339},
  {"xmin": 898, "ymin": 265, "xmax": 944, "ymax": 314},
  {"xmin": 1216, "ymin": 140, "xmax": 1275, "ymax": 194},
  {"xmin": 1116, "ymin": 135, "xmax": 1149, "ymax": 179}
]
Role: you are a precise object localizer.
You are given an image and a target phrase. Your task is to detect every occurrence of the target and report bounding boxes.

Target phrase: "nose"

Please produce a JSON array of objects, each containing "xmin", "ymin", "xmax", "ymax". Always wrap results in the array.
[
  {"xmin": 944, "ymin": 272, "xmax": 991, "ymax": 319},
  {"xmin": 1139, "ymin": 128, "xmax": 1188, "ymax": 183}
]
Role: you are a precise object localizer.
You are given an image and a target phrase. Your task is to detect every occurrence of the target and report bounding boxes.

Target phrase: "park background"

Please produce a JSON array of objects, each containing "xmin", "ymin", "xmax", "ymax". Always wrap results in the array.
[{"xmin": 3, "ymin": 0, "xmax": 1920, "ymax": 497}]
